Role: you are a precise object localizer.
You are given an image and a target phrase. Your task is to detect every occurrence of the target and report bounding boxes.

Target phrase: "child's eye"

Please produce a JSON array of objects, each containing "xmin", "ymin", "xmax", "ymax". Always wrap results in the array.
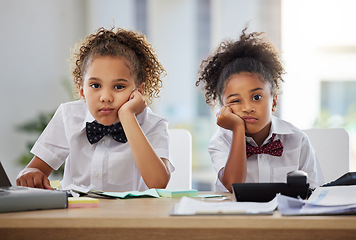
[
  {"xmin": 228, "ymin": 99, "xmax": 241, "ymax": 105},
  {"xmin": 252, "ymin": 95, "xmax": 262, "ymax": 101},
  {"xmin": 114, "ymin": 84, "xmax": 125, "ymax": 90},
  {"xmin": 90, "ymin": 83, "xmax": 101, "ymax": 89}
]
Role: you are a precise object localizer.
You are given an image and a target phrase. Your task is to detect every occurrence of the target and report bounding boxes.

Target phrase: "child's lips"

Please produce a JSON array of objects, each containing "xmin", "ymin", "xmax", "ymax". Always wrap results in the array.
[
  {"xmin": 99, "ymin": 107, "xmax": 115, "ymax": 115},
  {"xmin": 241, "ymin": 116, "xmax": 257, "ymax": 123}
]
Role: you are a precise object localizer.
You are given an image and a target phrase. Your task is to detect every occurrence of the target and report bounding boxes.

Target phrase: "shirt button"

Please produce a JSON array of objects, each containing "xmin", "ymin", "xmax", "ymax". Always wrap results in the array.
[
  {"xmin": 94, "ymin": 171, "xmax": 99, "ymax": 177},
  {"xmin": 101, "ymin": 139, "xmax": 106, "ymax": 144}
]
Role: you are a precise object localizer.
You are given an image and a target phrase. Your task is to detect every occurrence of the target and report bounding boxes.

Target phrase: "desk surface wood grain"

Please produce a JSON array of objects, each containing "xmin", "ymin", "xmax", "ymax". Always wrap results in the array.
[{"xmin": 1, "ymin": 194, "xmax": 356, "ymax": 240}]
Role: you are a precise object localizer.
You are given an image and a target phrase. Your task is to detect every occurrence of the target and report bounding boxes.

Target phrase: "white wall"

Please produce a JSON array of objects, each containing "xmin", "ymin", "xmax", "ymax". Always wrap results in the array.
[
  {"xmin": 0, "ymin": 0, "xmax": 87, "ymax": 184},
  {"xmin": 86, "ymin": 0, "xmax": 136, "ymax": 33},
  {"xmin": 281, "ymin": 0, "xmax": 356, "ymax": 129},
  {"xmin": 148, "ymin": 0, "xmax": 198, "ymax": 124}
]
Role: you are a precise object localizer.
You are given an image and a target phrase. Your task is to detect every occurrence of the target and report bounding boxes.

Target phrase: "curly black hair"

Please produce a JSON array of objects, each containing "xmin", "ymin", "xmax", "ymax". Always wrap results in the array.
[
  {"xmin": 71, "ymin": 27, "xmax": 165, "ymax": 105},
  {"xmin": 196, "ymin": 28, "xmax": 285, "ymax": 106}
]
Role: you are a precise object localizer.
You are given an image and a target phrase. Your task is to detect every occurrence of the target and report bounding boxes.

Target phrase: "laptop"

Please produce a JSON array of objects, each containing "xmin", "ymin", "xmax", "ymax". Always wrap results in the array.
[
  {"xmin": 0, "ymin": 161, "xmax": 11, "ymax": 187},
  {"xmin": 0, "ymin": 161, "xmax": 68, "ymax": 212}
]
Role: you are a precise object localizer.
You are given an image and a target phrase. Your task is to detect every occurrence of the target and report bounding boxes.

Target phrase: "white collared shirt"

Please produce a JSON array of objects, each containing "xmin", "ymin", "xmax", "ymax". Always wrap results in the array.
[
  {"xmin": 209, "ymin": 116, "xmax": 325, "ymax": 192},
  {"xmin": 31, "ymin": 100, "xmax": 172, "ymax": 191}
]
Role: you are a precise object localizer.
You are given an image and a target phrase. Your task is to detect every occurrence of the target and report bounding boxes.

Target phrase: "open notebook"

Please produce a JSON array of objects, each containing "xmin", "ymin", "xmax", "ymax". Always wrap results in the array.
[{"xmin": 0, "ymin": 161, "xmax": 68, "ymax": 213}]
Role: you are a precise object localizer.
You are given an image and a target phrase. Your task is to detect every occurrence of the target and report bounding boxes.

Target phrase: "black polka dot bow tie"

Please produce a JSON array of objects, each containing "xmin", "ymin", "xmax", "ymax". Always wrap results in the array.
[{"xmin": 86, "ymin": 121, "xmax": 127, "ymax": 144}]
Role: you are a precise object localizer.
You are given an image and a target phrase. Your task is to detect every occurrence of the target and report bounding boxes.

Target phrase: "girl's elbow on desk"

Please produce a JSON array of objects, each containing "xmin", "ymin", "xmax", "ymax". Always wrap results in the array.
[
  {"xmin": 146, "ymin": 178, "xmax": 170, "ymax": 189},
  {"xmin": 220, "ymin": 172, "xmax": 246, "ymax": 193},
  {"xmin": 145, "ymin": 171, "xmax": 171, "ymax": 189}
]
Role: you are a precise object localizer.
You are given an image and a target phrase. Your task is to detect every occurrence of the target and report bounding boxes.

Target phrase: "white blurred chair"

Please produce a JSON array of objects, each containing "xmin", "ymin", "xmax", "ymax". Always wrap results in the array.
[
  {"xmin": 303, "ymin": 128, "xmax": 350, "ymax": 184},
  {"xmin": 166, "ymin": 129, "xmax": 192, "ymax": 189}
]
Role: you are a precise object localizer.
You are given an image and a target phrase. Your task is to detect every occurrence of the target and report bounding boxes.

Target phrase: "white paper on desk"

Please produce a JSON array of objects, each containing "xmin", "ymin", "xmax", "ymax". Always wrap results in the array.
[
  {"xmin": 62, "ymin": 184, "xmax": 94, "ymax": 193},
  {"xmin": 276, "ymin": 194, "xmax": 306, "ymax": 215},
  {"xmin": 306, "ymin": 185, "xmax": 356, "ymax": 206},
  {"xmin": 277, "ymin": 185, "xmax": 356, "ymax": 215},
  {"xmin": 61, "ymin": 184, "xmax": 95, "ymax": 197},
  {"xmin": 170, "ymin": 196, "xmax": 278, "ymax": 215},
  {"xmin": 277, "ymin": 194, "xmax": 356, "ymax": 215}
]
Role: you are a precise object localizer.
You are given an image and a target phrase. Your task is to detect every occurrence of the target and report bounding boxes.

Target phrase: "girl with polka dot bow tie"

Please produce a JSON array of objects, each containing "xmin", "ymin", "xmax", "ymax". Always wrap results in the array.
[{"xmin": 16, "ymin": 27, "xmax": 172, "ymax": 192}]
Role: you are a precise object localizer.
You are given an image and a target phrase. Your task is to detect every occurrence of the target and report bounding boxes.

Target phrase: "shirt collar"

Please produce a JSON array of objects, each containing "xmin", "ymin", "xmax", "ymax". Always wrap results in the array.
[
  {"xmin": 270, "ymin": 115, "xmax": 295, "ymax": 135},
  {"xmin": 245, "ymin": 115, "xmax": 295, "ymax": 145},
  {"xmin": 80, "ymin": 105, "xmax": 95, "ymax": 132}
]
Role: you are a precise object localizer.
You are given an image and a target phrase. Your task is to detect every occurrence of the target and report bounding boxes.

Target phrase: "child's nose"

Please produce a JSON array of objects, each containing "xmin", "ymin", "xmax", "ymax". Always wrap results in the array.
[
  {"xmin": 242, "ymin": 102, "xmax": 255, "ymax": 113},
  {"xmin": 100, "ymin": 90, "xmax": 113, "ymax": 103}
]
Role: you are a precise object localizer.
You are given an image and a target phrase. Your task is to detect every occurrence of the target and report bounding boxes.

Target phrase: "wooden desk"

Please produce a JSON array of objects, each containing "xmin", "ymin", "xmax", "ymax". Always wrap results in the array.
[{"xmin": 1, "ymin": 194, "xmax": 356, "ymax": 240}]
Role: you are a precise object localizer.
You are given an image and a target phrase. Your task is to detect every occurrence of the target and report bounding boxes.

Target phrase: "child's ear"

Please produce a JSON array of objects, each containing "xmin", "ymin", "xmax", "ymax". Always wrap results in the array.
[
  {"xmin": 79, "ymin": 85, "xmax": 86, "ymax": 102},
  {"xmin": 137, "ymin": 82, "xmax": 145, "ymax": 95},
  {"xmin": 272, "ymin": 94, "xmax": 278, "ymax": 112}
]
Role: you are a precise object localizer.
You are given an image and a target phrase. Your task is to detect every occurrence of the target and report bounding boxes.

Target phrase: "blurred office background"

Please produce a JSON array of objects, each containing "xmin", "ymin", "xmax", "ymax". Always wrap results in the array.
[{"xmin": 1, "ymin": 0, "xmax": 356, "ymax": 190}]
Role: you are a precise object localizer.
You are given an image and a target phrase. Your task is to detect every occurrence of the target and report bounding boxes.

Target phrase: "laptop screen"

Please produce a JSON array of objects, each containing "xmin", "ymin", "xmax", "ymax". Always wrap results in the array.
[{"xmin": 0, "ymin": 161, "xmax": 12, "ymax": 187}]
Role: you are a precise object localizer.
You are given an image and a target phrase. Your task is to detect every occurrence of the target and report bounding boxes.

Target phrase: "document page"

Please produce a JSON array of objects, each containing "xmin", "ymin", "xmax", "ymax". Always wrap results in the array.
[
  {"xmin": 171, "ymin": 196, "xmax": 278, "ymax": 215},
  {"xmin": 307, "ymin": 185, "xmax": 356, "ymax": 206},
  {"xmin": 277, "ymin": 185, "xmax": 356, "ymax": 215}
]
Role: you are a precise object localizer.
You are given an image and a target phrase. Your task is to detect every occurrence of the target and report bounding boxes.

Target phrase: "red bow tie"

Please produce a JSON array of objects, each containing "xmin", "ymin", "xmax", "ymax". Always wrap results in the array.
[{"xmin": 246, "ymin": 134, "xmax": 283, "ymax": 158}]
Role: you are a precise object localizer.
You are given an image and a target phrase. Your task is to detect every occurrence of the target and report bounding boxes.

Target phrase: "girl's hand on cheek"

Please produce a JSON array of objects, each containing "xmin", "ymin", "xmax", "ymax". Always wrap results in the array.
[
  {"xmin": 216, "ymin": 106, "xmax": 245, "ymax": 131},
  {"xmin": 118, "ymin": 90, "xmax": 146, "ymax": 119}
]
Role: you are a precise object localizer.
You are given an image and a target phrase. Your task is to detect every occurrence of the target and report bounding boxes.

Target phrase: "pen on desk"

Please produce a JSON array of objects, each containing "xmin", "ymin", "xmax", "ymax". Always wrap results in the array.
[{"xmin": 201, "ymin": 196, "xmax": 231, "ymax": 201}]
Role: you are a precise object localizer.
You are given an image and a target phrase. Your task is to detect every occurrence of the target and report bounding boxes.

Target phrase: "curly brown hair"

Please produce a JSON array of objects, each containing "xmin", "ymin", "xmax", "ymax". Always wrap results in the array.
[
  {"xmin": 71, "ymin": 27, "xmax": 165, "ymax": 105},
  {"xmin": 196, "ymin": 28, "xmax": 285, "ymax": 106}
]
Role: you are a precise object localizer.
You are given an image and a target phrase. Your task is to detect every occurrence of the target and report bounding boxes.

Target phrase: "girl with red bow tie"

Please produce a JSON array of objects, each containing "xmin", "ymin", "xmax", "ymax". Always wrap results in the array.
[{"xmin": 196, "ymin": 28, "xmax": 324, "ymax": 193}]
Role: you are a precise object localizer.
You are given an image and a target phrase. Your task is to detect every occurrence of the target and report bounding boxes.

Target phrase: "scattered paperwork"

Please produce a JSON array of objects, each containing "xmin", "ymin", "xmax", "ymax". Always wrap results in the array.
[
  {"xmin": 171, "ymin": 196, "xmax": 278, "ymax": 215},
  {"xmin": 55, "ymin": 182, "xmax": 203, "ymax": 199},
  {"xmin": 277, "ymin": 185, "xmax": 356, "ymax": 215},
  {"xmin": 102, "ymin": 189, "xmax": 160, "ymax": 199}
]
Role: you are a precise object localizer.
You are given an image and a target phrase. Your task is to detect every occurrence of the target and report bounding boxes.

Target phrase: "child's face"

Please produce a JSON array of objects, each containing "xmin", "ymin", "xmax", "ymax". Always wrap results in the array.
[
  {"xmin": 80, "ymin": 56, "xmax": 140, "ymax": 126},
  {"xmin": 222, "ymin": 72, "xmax": 277, "ymax": 138}
]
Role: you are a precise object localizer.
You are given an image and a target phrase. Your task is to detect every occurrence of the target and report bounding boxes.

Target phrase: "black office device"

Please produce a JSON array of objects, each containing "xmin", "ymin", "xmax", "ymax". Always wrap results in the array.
[
  {"xmin": 322, "ymin": 172, "xmax": 356, "ymax": 187},
  {"xmin": 232, "ymin": 170, "xmax": 310, "ymax": 202}
]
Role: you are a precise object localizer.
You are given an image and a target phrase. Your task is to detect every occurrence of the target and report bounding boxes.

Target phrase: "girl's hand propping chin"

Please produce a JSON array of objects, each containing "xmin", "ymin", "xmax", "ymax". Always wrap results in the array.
[
  {"xmin": 118, "ymin": 89, "xmax": 146, "ymax": 118},
  {"xmin": 216, "ymin": 105, "xmax": 245, "ymax": 132}
]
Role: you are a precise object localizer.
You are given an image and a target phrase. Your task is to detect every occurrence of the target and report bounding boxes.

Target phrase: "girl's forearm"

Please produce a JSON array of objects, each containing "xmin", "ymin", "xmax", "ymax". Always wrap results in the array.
[
  {"xmin": 120, "ymin": 112, "xmax": 170, "ymax": 188},
  {"xmin": 220, "ymin": 127, "xmax": 247, "ymax": 192}
]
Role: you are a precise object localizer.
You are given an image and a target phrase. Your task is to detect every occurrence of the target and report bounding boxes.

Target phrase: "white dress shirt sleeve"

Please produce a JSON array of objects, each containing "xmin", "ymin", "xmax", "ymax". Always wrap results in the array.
[{"xmin": 31, "ymin": 104, "xmax": 69, "ymax": 170}]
